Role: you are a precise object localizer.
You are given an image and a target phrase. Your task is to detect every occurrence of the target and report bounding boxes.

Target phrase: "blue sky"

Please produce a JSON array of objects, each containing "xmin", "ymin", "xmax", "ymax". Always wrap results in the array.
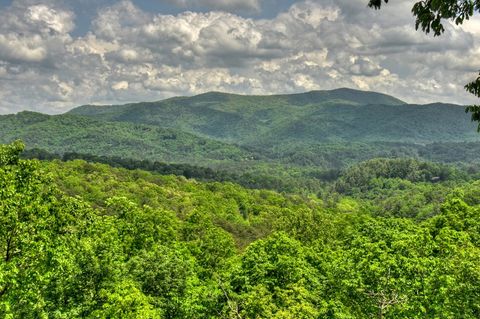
[{"xmin": 0, "ymin": 0, "xmax": 479, "ymax": 113}]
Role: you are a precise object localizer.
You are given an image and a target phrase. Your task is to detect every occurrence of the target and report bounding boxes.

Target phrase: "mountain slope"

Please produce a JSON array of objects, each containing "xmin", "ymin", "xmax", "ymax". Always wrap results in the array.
[
  {"xmin": 0, "ymin": 111, "xmax": 257, "ymax": 164},
  {"xmin": 68, "ymin": 88, "xmax": 407, "ymax": 143},
  {"xmin": 68, "ymin": 89, "xmax": 478, "ymax": 146},
  {"xmin": 3, "ymin": 89, "xmax": 480, "ymax": 177}
]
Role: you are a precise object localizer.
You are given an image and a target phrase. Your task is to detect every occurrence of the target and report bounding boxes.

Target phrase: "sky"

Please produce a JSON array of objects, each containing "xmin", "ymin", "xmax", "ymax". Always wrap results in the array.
[{"xmin": 1, "ymin": 0, "xmax": 480, "ymax": 114}]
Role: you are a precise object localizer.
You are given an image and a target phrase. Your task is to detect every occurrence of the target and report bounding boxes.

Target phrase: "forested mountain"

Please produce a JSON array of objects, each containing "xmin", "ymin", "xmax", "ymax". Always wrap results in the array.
[
  {"xmin": 0, "ymin": 111, "xmax": 257, "ymax": 165},
  {"xmin": 1, "ymin": 86, "xmax": 471, "ymax": 194},
  {"xmin": 68, "ymin": 89, "xmax": 478, "ymax": 145},
  {"xmin": 2, "ymin": 89, "xmax": 480, "ymax": 192}
]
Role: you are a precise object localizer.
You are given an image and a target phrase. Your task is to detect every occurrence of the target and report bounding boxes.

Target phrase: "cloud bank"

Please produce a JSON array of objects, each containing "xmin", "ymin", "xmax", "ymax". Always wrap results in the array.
[
  {"xmin": 166, "ymin": 0, "xmax": 261, "ymax": 13},
  {"xmin": 0, "ymin": 0, "xmax": 479, "ymax": 113}
]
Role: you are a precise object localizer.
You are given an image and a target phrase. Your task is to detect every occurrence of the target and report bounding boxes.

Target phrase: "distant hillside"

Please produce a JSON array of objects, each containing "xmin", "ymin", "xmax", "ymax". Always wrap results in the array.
[
  {"xmin": 69, "ymin": 89, "xmax": 478, "ymax": 146},
  {"xmin": 2, "ymin": 89, "xmax": 480, "ymax": 179},
  {"xmin": 0, "ymin": 111, "xmax": 257, "ymax": 164}
]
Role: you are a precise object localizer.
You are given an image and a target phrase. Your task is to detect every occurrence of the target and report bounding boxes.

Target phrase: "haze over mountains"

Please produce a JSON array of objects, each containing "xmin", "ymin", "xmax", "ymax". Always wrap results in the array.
[{"xmin": 1, "ymin": 88, "xmax": 479, "ymax": 175}]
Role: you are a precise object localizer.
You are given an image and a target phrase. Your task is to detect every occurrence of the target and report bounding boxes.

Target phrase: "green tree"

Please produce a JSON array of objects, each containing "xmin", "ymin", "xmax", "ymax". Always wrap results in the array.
[
  {"xmin": 229, "ymin": 232, "xmax": 323, "ymax": 318},
  {"xmin": 0, "ymin": 141, "xmax": 96, "ymax": 317}
]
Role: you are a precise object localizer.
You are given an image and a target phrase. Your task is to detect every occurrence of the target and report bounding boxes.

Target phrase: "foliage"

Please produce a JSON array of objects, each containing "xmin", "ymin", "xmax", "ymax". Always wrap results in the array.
[
  {"xmin": 1, "ymin": 141, "xmax": 480, "ymax": 317},
  {"xmin": 369, "ymin": 0, "xmax": 479, "ymax": 36}
]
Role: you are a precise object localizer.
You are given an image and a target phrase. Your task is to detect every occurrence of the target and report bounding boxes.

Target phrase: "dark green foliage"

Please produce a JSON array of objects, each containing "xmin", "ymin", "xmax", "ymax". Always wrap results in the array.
[
  {"xmin": 465, "ymin": 74, "xmax": 480, "ymax": 131},
  {"xmin": 369, "ymin": 0, "xmax": 479, "ymax": 36}
]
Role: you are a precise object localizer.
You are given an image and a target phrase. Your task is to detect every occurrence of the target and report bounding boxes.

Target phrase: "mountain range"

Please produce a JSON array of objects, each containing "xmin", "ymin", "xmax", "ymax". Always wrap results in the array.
[
  {"xmin": 69, "ymin": 88, "xmax": 478, "ymax": 145},
  {"xmin": 1, "ymin": 88, "xmax": 479, "ymax": 181}
]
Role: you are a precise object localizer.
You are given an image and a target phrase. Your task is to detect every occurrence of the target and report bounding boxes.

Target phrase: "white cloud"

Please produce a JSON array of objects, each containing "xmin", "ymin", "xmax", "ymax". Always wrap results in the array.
[
  {"xmin": 112, "ymin": 81, "xmax": 129, "ymax": 90},
  {"xmin": 0, "ymin": 34, "xmax": 48, "ymax": 62},
  {"xmin": 166, "ymin": 0, "xmax": 261, "ymax": 13},
  {"xmin": 0, "ymin": 0, "xmax": 479, "ymax": 114},
  {"xmin": 0, "ymin": 1, "xmax": 74, "ymax": 67},
  {"xmin": 27, "ymin": 5, "xmax": 75, "ymax": 34}
]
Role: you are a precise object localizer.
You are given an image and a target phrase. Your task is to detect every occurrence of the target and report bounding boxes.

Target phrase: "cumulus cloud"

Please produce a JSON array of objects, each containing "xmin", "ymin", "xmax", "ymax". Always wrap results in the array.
[
  {"xmin": 166, "ymin": 0, "xmax": 261, "ymax": 13},
  {"xmin": 0, "ymin": 0, "xmax": 479, "ymax": 113},
  {"xmin": 0, "ymin": 34, "xmax": 48, "ymax": 62},
  {"xmin": 27, "ymin": 5, "xmax": 75, "ymax": 33},
  {"xmin": 112, "ymin": 81, "xmax": 129, "ymax": 90}
]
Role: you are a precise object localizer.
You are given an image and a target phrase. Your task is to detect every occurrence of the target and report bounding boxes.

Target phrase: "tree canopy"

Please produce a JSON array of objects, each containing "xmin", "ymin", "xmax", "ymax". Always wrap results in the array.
[{"xmin": 2, "ymin": 140, "xmax": 480, "ymax": 317}]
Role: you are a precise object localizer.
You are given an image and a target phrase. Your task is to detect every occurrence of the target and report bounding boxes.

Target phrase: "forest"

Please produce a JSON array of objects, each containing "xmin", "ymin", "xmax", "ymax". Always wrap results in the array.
[{"xmin": 1, "ymin": 140, "xmax": 479, "ymax": 318}]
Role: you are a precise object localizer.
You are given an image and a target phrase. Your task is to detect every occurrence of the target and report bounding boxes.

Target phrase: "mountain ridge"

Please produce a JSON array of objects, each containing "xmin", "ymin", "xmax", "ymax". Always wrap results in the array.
[
  {"xmin": 69, "ymin": 87, "xmax": 406, "ymax": 115},
  {"xmin": 66, "ymin": 88, "xmax": 477, "ymax": 146},
  {"xmin": 2, "ymin": 88, "xmax": 479, "ymax": 180}
]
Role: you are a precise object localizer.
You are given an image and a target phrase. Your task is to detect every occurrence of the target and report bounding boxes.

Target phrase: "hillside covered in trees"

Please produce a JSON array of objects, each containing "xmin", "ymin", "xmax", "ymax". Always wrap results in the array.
[
  {"xmin": 2, "ymin": 90, "xmax": 480, "ymax": 171},
  {"xmin": 2, "ymin": 89, "xmax": 480, "ymax": 195},
  {"xmin": 1, "ymin": 141, "xmax": 479, "ymax": 318}
]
